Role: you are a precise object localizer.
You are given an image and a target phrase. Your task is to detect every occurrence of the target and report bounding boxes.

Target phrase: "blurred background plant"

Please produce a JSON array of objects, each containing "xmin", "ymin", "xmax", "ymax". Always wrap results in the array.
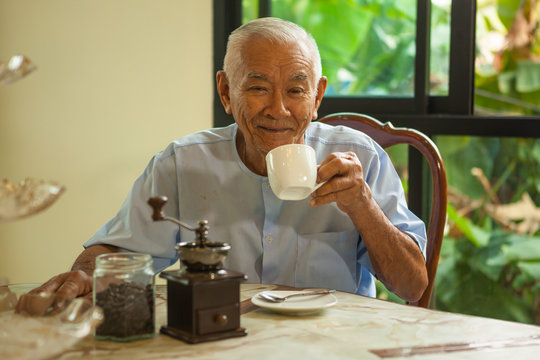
[
  {"xmin": 435, "ymin": 0, "xmax": 540, "ymax": 325},
  {"xmin": 475, "ymin": 0, "xmax": 540, "ymax": 115}
]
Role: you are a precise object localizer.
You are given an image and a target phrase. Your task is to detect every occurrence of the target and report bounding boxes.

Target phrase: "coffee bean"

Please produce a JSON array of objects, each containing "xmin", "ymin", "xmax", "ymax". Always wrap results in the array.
[{"xmin": 95, "ymin": 282, "xmax": 154, "ymax": 339}]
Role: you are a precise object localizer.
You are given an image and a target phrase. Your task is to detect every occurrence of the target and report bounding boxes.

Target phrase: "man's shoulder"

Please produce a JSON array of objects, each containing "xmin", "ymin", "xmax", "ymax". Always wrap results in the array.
[
  {"xmin": 307, "ymin": 121, "xmax": 375, "ymax": 149},
  {"xmin": 172, "ymin": 124, "xmax": 236, "ymax": 148},
  {"xmin": 156, "ymin": 124, "xmax": 236, "ymax": 159}
]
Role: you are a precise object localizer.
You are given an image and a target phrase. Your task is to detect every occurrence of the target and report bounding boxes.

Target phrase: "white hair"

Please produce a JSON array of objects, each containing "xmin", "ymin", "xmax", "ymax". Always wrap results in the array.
[{"xmin": 223, "ymin": 17, "xmax": 322, "ymax": 85}]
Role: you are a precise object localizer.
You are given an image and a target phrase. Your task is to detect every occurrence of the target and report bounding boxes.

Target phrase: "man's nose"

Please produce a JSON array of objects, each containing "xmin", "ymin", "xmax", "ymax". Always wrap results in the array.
[{"xmin": 264, "ymin": 91, "xmax": 290, "ymax": 119}]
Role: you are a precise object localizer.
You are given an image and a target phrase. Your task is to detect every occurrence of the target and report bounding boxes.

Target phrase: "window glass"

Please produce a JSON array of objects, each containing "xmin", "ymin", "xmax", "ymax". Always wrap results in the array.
[
  {"xmin": 430, "ymin": 0, "xmax": 451, "ymax": 95},
  {"xmin": 243, "ymin": 0, "xmax": 417, "ymax": 97},
  {"xmin": 385, "ymin": 145, "xmax": 409, "ymax": 194},
  {"xmin": 242, "ymin": 0, "xmax": 259, "ymax": 23},
  {"xmin": 475, "ymin": 0, "xmax": 540, "ymax": 115},
  {"xmin": 435, "ymin": 135, "xmax": 540, "ymax": 324}
]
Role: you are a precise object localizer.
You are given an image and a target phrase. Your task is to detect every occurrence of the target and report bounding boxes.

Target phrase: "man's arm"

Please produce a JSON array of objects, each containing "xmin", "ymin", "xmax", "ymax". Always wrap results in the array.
[
  {"xmin": 344, "ymin": 197, "xmax": 428, "ymax": 302},
  {"xmin": 310, "ymin": 152, "xmax": 428, "ymax": 302},
  {"xmin": 71, "ymin": 244, "xmax": 117, "ymax": 275}
]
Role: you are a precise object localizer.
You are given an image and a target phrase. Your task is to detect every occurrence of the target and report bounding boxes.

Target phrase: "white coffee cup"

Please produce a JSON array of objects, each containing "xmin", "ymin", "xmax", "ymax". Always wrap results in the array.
[{"xmin": 265, "ymin": 144, "xmax": 324, "ymax": 200}]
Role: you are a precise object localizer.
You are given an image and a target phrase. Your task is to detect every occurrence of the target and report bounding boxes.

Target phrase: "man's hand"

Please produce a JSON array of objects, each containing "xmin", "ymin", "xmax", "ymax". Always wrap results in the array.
[
  {"xmin": 15, "ymin": 270, "xmax": 92, "ymax": 315},
  {"xmin": 15, "ymin": 244, "xmax": 117, "ymax": 315},
  {"xmin": 309, "ymin": 151, "xmax": 369, "ymax": 216}
]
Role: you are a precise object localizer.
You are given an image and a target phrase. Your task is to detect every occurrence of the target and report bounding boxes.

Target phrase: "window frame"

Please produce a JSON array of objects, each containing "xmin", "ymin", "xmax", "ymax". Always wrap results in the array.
[{"xmin": 212, "ymin": 0, "xmax": 540, "ymax": 222}]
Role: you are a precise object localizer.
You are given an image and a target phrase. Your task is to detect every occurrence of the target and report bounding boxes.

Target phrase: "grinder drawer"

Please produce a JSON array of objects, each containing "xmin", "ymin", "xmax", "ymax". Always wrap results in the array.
[{"xmin": 196, "ymin": 304, "xmax": 240, "ymax": 335}]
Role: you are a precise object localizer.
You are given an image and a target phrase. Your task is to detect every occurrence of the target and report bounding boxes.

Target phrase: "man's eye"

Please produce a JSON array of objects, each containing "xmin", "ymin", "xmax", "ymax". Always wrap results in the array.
[
  {"xmin": 289, "ymin": 88, "xmax": 306, "ymax": 95},
  {"xmin": 249, "ymin": 86, "xmax": 267, "ymax": 92}
]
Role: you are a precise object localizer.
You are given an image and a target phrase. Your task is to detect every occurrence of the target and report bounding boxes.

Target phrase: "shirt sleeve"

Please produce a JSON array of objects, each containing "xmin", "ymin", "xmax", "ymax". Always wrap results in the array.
[
  {"xmin": 365, "ymin": 141, "xmax": 428, "ymax": 260},
  {"xmin": 84, "ymin": 144, "xmax": 181, "ymax": 273},
  {"xmin": 353, "ymin": 140, "xmax": 427, "ymax": 293}
]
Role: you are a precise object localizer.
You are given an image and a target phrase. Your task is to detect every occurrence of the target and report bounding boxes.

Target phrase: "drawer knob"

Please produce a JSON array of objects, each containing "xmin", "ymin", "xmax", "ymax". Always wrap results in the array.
[{"xmin": 215, "ymin": 314, "xmax": 228, "ymax": 326}]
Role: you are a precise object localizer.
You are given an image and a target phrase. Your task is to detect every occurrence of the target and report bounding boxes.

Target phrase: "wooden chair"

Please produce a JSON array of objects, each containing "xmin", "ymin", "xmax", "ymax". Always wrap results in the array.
[{"xmin": 318, "ymin": 112, "xmax": 447, "ymax": 308}]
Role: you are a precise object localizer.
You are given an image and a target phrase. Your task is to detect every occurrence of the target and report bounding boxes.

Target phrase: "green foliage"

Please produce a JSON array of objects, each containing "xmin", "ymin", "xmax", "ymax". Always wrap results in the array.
[
  {"xmin": 438, "ymin": 136, "xmax": 540, "ymax": 204},
  {"xmin": 436, "ymin": 136, "xmax": 495, "ymax": 200},
  {"xmin": 375, "ymin": 280, "xmax": 406, "ymax": 304},
  {"xmin": 271, "ymin": 0, "xmax": 416, "ymax": 96},
  {"xmin": 476, "ymin": 0, "xmax": 540, "ymax": 115},
  {"xmin": 515, "ymin": 61, "xmax": 540, "ymax": 93},
  {"xmin": 496, "ymin": 0, "xmax": 523, "ymax": 29},
  {"xmin": 437, "ymin": 205, "xmax": 540, "ymax": 324},
  {"xmin": 437, "ymin": 134, "xmax": 540, "ymax": 324}
]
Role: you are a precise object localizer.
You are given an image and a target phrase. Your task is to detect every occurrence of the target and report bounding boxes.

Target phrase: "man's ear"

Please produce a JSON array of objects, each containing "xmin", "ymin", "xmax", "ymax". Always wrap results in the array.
[
  {"xmin": 312, "ymin": 76, "xmax": 328, "ymax": 120},
  {"xmin": 216, "ymin": 71, "xmax": 232, "ymax": 114}
]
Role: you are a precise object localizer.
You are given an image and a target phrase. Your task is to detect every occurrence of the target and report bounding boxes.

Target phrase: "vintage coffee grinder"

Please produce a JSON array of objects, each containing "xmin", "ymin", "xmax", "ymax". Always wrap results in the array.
[{"xmin": 148, "ymin": 196, "xmax": 247, "ymax": 344}]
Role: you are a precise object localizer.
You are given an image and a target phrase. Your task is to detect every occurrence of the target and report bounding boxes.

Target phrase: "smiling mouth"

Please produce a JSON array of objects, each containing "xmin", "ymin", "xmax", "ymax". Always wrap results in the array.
[{"xmin": 258, "ymin": 126, "xmax": 290, "ymax": 133}]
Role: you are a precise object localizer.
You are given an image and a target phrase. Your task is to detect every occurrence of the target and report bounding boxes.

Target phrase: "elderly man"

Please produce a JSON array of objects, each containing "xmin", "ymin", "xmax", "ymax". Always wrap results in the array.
[{"xmin": 24, "ymin": 17, "xmax": 427, "ymax": 305}]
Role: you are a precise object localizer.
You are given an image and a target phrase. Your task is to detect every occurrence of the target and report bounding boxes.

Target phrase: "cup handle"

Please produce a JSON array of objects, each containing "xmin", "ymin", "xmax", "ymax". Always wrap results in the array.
[{"xmin": 312, "ymin": 180, "xmax": 327, "ymax": 192}]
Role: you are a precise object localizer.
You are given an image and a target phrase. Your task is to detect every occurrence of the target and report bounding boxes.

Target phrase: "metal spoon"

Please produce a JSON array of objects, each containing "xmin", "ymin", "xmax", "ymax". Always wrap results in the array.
[{"xmin": 258, "ymin": 289, "xmax": 335, "ymax": 303}]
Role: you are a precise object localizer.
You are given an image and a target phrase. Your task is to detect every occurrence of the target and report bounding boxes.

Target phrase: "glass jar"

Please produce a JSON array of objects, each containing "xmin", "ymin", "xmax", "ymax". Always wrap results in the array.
[{"xmin": 93, "ymin": 253, "xmax": 155, "ymax": 341}]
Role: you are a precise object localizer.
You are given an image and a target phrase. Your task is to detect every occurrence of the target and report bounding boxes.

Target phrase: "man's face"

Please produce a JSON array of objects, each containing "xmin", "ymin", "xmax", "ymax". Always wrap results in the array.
[{"xmin": 218, "ymin": 38, "xmax": 327, "ymax": 162}]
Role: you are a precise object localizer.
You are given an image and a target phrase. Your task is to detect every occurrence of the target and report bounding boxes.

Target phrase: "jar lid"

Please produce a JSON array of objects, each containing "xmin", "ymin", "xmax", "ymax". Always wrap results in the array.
[{"xmin": 95, "ymin": 252, "xmax": 153, "ymax": 270}]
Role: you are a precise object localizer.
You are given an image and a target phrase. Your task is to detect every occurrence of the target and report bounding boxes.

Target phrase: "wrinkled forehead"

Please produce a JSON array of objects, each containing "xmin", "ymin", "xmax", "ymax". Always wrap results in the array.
[
  {"xmin": 246, "ymin": 71, "xmax": 309, "ymax": 81},
  {"xmin": 235, "ymin": 37, "xmax": 317, "ymax": 84}
]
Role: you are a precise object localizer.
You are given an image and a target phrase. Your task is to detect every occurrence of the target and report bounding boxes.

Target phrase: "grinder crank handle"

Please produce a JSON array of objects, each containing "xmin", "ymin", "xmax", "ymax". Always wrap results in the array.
[
  {"xmin": 147, "ymin": 196, "xmax": 168, "ymax": 221},
  {"xmin": 147, "ymin": 196, "xmax": 200, "ymax": 233}
]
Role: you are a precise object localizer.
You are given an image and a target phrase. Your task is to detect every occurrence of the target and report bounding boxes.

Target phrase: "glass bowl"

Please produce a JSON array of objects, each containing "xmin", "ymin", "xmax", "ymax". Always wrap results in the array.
[{"xmin": 0, "ymin": 287, "xmax": 103, "ymax": 360}]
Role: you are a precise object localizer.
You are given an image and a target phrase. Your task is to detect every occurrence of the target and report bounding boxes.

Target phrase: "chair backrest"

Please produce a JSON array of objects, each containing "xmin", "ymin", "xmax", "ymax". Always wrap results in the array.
[{"xmin": 318, "ymin": 112, "xmax": 447, "ymax": 308}]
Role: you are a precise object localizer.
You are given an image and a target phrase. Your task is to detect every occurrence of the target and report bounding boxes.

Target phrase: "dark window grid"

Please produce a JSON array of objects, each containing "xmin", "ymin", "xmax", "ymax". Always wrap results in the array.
[
  {"xmin": 212, "ymin": 0, "xmax": 540, "ymax": 226},
  {"xmin": 213, "ymin": 0, "xmax": 482, "ymax": 125}
]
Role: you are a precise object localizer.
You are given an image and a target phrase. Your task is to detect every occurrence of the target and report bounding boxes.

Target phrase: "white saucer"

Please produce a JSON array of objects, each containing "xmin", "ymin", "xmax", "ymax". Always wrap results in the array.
[{"xmin": 251, "ymin": 290, "xmax": 338, "ymax": 315}]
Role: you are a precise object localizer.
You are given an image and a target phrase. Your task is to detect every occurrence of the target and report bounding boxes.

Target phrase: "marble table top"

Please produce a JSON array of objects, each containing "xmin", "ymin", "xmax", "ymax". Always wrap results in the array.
[{"xmin": 6, "ymin": 283, "xmax": 540, "ymax": 360}]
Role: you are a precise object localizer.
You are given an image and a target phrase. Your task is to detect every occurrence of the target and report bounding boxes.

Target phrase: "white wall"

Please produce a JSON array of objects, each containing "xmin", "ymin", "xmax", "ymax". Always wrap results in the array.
[{"xmin": 0, "ymin": 0, "xmax": 213, "ymax": 284}]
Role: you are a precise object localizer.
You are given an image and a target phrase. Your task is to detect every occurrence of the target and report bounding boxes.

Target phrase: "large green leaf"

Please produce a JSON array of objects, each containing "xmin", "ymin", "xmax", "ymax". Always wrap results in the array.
[
  {"xmin": 502, "ymin": 237, "xmax": 540, "ymax": 262},
  {"xmin": 516, "ymin": 261, "xmax": 540, "ymax": 283},
  {"xmin": 519, "ymin": 261, "xmax": 540, "ymax": 276},
  {"xmin": 447, "ymin": 204, "xmax": 490, "ymax": 247},
  {"xmin": 468, "ymin": 234, "xmax": 507, "ymax": 281},
  {"xmin": 516, "ymin": 61, "xmax": 540, "ymax": 93},
  {"xmin": 498, "ymin": 71, "xmax": 517, "ymax": 94},
  {"xmin": 438, "ymin": 137, "xmax": 495, "ymax": 199},
  {"xmin": 436, "ymin": 260, "xmax": 534, "ymax": 324},
  {"xmin": 497, "ymin": 0, "xmax": 524, "ymax": 29}
]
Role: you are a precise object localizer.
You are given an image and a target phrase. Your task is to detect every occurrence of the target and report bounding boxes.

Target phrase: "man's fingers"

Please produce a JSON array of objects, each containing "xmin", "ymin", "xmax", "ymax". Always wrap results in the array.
[
  {"xmin": 56, "ymin": 277, "xmax": 92, "ymax": 299},
  {"xmin": 16, "ymin": 292, "xmax": 56, "ymax": 316},
  {"xmin": 14, "ymin": 293, "xmax": 26, "ymax": 313},
  {"xmin": 15, "ymin": 270, "xmax": 93, "ymax": 315},
  {"xmin": 317, "ymin": 152, "xmax": 358, "ymax": 183},
  {"xmin": 310, "ymin": 191, "xmax": 338, "ymax": 207},
  {"xmin": 56, "ymin": 271, "xmax": 91, "ymax": 297},
  {"xmin": 26, "ymin": 271, "xmax": 78, "ymax": 295}
]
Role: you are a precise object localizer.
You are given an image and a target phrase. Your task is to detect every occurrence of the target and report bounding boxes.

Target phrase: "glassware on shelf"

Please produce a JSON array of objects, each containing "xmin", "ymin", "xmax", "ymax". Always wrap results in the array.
[
  {"xmin": 0, "ymin": 288, "xmax": 103, "ymax": 360},
  {"xmin": 0, "ymin": 55, "xmax": 36, "ymax": 85},
  {"xmin": 0, "ymin": 178, "xmax": 65, "ymax": 222}
]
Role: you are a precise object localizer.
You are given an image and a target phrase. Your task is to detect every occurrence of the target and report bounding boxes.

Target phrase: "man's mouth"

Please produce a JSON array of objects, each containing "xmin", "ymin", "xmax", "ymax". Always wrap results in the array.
[{"xmin": 258, "ymin": 125, "xmax": 290, "ymax": 133}]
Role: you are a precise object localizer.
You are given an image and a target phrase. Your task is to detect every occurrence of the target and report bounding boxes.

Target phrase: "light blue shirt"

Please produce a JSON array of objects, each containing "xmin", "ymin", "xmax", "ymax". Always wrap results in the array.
[{"xmin": 85, "ymin": 122, "xmax": 426, "ymax": 297}]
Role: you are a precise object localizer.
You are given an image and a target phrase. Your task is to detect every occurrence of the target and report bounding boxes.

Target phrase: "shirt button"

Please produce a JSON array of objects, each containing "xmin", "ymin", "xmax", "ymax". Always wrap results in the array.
[{"xmin": 265, "ymin": 235, "xmax": 273, "ymax": 244}]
